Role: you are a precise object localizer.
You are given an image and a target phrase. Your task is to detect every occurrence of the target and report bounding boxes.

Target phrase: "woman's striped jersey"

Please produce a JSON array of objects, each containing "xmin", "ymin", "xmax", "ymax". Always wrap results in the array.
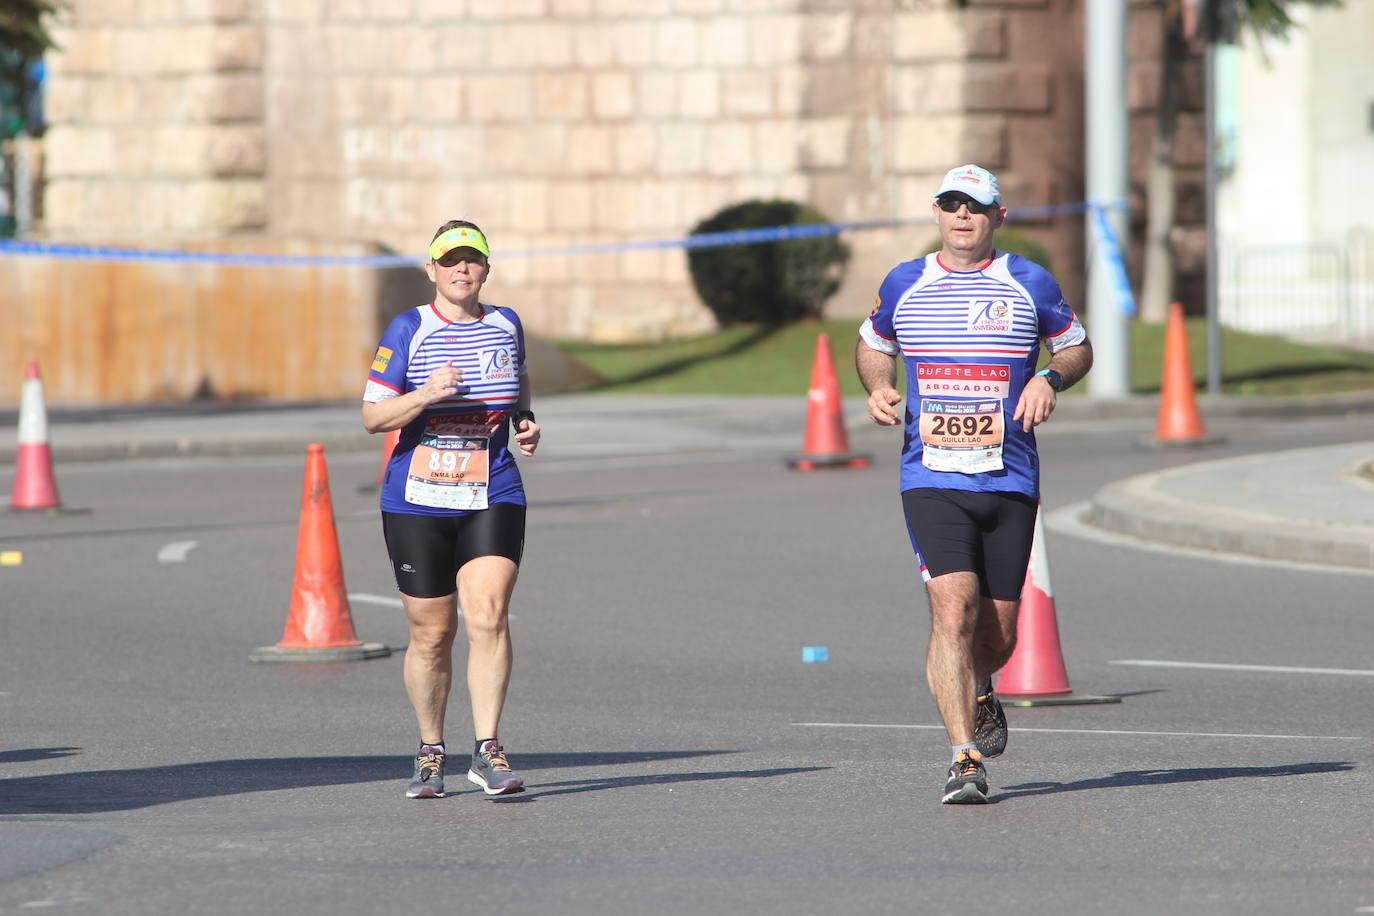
[
  {"xmin": 860, "ymin": 251, "xmax": 1086, "ymax": 498},
  {"xmin": 364, "ymin": 302, "xmax": 528, "ymax": 516}
]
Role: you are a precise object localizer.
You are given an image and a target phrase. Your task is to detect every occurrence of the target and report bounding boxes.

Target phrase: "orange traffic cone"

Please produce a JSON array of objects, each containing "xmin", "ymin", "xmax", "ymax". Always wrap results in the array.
[
  {"xmin": 358, "ymin": 427, "xmax": 401, "ymax": 493},
  {"xmin": 10, "ymin": 360, "xmax": 61, "ymax": 511},
  {"xmin": 996, "ymin": 505, "xmax": 1120, "ymax": 707},
  {"xmin": 788, "ymin": 333, "xmax": 871, "ymax": 471},
  {"xmin": 250, "ymin": 443, "xmax": 390, "ymax": 662},
  {"xmin": 1153, "ymin": 302, "xmax": 1211, "ymax": 445}
]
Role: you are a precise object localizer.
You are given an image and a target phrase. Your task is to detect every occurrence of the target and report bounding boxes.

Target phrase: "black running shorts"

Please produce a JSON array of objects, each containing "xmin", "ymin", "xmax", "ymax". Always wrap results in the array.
[
  {"xmin": 381, "ymin": 504, "xmax": 526, "ymax": 599},
  {"xmin": 901, "ymin": 488, "xmax": 1038, "ymax": 600}
]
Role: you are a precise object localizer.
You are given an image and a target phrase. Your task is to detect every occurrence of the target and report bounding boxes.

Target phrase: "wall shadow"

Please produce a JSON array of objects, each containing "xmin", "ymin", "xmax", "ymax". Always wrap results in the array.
[
  {"xmin": 576, "ymin": 323, "xmax": 785, "ymax": 391},
  {"xmin": 374, "ymin": 253, "xmax": 434, "ymax": 336},
  {"xmin": 503, "ymin": 765, "xmax": 829, "ymax": 802},
  {"xmin": 0, "ymin": 750, "xmax": 741, "ymax": 815},
  {"xmin": 996, "ymin": 760, "xmax": 1354, "ymax": 802},
  {"xmin": 0, "ymin": 748, "xmax": 81, "ymax": 765}
]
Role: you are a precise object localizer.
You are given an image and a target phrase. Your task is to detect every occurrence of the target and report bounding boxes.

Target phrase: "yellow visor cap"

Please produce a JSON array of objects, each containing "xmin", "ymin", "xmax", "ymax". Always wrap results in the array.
[{"xmin": 429, "ymin": 227, "xmax": 491, "ymax": 261}]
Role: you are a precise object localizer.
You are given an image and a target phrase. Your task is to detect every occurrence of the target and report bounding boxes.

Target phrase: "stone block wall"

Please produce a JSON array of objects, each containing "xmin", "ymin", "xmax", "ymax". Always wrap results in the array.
[
  {"xmin": 42, "ymin": 0, "xmax": 269, "ymax": 236},
  {"xmin": 30, "ymin": 0, "xmax": 1186, "ymax": 381}
]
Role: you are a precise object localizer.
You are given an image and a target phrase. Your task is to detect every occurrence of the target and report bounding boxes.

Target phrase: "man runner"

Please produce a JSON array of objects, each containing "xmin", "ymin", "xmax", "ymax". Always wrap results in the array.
[{"xmin": 855, "ymin": 164, "xmax": 1093, "ymax": 804}]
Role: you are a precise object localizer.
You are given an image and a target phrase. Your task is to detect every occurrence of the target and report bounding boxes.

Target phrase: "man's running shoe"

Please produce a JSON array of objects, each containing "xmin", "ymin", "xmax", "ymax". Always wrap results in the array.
[
  {"xmin": 974, "ymin": 679, "xmax": 1008, "ymax": 758},
  {"xmin": 468, "ymin": 741, "xmax": 525, "ymax": 796},
  {"xmin": 406, "ymin": 744, "xmax": 446, "ymax": 799},
  {"xmin": 942, "ymin": 750, "xmax": 989, "ymax": 805}
]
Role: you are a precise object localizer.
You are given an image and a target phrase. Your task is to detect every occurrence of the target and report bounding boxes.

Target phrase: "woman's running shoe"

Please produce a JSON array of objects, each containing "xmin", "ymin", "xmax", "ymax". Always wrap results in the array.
[
  {"xmin": 406, "ymin": 744, "xmax": 446, "ymax": 799},
  {"xmin": 468, "ymin": 741, "xmax": 525, "ymax": 795}
]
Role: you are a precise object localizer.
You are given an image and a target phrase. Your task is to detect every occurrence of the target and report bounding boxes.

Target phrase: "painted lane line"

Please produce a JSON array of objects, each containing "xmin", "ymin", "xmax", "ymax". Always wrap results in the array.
[
  {"xmin": 1112, "ymin": 659, "xmax": 1374, "ymax": 678},
  {"xmin": 19, "ymin": 894, "xmax": 97, "ymax": 909},
  {"xmin": 156, "ymin": 541, "xmax": 198, "ymax": 563},
  {"xmin": 792, "ymin": 723, "xmax": 1362, "ymax": 741},
  {"xmin": 348, "ymin": 593, "xmax": 404, "ymax": 609}
]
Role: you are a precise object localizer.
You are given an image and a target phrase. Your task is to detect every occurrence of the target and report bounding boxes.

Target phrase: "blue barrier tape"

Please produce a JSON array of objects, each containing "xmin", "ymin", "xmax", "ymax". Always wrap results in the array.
[
  {"xmin": 0, "ymin": 200, "xmax": 1128, "ymax": 267},
  {"xmin": 1087, "ymin": 201, "xmax": 1137, "ymax": 316},
  {"xmin": 0, "ymin": 239, "xmax": 423, "ymax": 268}
]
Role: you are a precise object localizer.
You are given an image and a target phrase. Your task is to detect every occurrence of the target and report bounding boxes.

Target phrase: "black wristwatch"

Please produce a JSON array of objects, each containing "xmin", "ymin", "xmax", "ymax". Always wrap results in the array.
[
  {"xmin": 511, "ymin": 409, "xmax": 537, "ymax": 426},
  {"xmin": 1034, "ymin": 368, "xmax": 1064, "ymax": 392}
]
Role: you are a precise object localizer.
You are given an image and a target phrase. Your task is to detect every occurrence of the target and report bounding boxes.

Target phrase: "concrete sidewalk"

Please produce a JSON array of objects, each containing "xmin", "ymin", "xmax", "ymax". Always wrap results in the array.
[
  {"xmin": 3, "ymin": 390, "xmax": 1373, "ymax": 571},
  {"xmin": 1086, "ymin": 441, "xmax": 1374, "ymax": 571}
]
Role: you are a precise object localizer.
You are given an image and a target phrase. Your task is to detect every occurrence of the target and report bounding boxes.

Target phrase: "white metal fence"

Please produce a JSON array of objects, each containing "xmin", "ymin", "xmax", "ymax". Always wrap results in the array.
[{"xmin": 1221, "ymin": 229, "xmax": 1374, "ymax": 339}]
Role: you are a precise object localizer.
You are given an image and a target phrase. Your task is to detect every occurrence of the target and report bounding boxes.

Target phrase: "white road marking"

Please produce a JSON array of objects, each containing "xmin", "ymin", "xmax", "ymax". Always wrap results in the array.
[
  {"xmin": 20, "ymin": 895, "xmax": 96, "ymax": 908},
  {"xmin": 792, "ymin": 723, "xmax": 1362, "ymax": 741},
  {"xmin": 156, "ymin": 541, "xmax": 198, "ymax": 563},
  {"xmin": 1112, "ymin": 659, "xmax": 1374, "ymax": 677},
  {"xmin": 348, "ymin": 593, "xmax": 404, "ymax": 609},
  {"xmin": 1045, "ymin": 501, "xmax": 1374, "ymax": 577}
]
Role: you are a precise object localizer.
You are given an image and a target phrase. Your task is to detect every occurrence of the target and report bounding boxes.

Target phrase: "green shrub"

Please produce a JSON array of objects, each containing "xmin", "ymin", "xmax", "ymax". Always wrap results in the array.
[
  {"xmin": 687, "ymin": 199, "xmax": 850, "ymax": 326},
  {"xmin": 922, "ymin": 228, "xmax": 1055, "ymax": 275}
]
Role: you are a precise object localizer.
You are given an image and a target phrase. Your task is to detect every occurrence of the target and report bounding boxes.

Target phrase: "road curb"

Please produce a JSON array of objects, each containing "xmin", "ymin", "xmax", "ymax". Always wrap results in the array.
[{"xmin": 1087, "ymin": 460, "xmax": 1374, "ymax": 571}]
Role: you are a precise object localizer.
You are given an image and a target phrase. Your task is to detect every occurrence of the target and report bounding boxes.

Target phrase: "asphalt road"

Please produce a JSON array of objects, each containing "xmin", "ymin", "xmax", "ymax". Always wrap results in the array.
[{"xmin": 1, "ymin": 413, "xmax": 1371, "ymax": 915}]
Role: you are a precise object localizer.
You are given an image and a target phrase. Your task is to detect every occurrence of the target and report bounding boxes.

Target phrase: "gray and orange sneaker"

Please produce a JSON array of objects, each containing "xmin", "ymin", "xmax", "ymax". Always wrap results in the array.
[
  {"xmin": 942, "ymin": 749, "xmax": 989, "ymax": 805},
  {"xmin": 406, "ymin": 743, "xmax": 446, "ymax": 799},
  {"xmin": 974, "ymin": 679, "xmax": 1008, "ymax": 758},
  {"xmin": 467, "ymin": 740, "xmax": 525, "ymax": 795}
]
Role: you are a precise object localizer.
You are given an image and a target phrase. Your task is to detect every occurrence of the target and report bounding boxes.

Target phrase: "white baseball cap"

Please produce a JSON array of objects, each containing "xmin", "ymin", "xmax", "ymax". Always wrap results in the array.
[{"xmin": 935, "ymin": 164, "xmax": 1001, "ymax": 205}]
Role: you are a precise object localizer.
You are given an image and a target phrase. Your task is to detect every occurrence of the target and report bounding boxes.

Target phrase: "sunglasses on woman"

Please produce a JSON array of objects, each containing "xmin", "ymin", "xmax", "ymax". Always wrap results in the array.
[
  {"xmin": 936, "ymin": 194, "xmax": 999, "ymax": 215},
  {"xmin": 436, "ymin": 249, "xmax": 486, "ymax": 268}
]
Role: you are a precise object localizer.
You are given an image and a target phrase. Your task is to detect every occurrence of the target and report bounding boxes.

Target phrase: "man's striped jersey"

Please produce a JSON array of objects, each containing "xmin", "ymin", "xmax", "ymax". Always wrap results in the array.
[
  {"xmin": 364, "ymin": 302, "xmax": 527, "ymax": 516},
  {"xmin": 859, "ymin": 251, "xmax": 1085, "ymax": 498}
]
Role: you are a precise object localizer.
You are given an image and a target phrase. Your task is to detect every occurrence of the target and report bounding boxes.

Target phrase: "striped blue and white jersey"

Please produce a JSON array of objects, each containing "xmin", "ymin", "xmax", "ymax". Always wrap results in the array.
[
  {"xmin": 859, "ymin": 251, "xmax": 1085, "ymax": 498},
  {"xmin": 363, "ymin": 302, "xmax": 527, "ymax": 516}
]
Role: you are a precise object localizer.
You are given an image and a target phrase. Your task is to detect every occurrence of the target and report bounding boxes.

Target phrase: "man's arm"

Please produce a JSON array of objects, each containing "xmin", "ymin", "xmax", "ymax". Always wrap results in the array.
[
  {"xmin": 856, "ymin": 338, "xmax": 902, "ymax": 427},
  {"xmin": 1045, "ymin": 339, "xmax": 1093, "ymax": 390},
  {"xmin": 1011, "ymin": 339, "xmax": 1093, "ymax": 432}
]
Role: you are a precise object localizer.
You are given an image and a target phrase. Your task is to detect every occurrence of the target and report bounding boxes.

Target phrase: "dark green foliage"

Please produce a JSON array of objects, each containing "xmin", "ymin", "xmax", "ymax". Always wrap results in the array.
[
  {"xmin": 0, "ymin": 1, "xmax": 62, "ymax": 57},
  {"xmin": 687, "ymin": 199, "xmax": 851, "ymax": 326},
  {"xmin": 921, "ymin": 228, "xmax": 1055, "ymax": 275},
  {"xmin": 0, "ymin": 0, "xmax": 62, "ymax": 138},
  {"xmin": 1223, "ymin": 0, "xmax": 1343, "ymax": 41}
]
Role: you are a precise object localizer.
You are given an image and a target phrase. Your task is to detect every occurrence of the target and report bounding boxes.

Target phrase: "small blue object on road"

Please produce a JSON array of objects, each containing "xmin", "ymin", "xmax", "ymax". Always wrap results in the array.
[{"xmin": 802, "ymin": 647, "xmax": 829, "ymax": 663}]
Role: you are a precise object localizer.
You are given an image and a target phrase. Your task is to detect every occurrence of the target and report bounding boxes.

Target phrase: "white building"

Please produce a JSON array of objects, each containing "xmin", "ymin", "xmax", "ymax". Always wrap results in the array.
[{"xmin": 1218, "ymin": 2, "xmax": 1374, "ymax": 339}]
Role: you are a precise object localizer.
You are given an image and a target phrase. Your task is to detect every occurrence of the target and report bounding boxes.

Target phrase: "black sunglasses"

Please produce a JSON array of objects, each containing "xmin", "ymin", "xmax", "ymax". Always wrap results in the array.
[
  {"xmin": 436, "ymin": 249, "xmax": 486, "ymax": 268},
  {"xmin": 936, "ymin": 194, "xmax": 999, "ymax": 215}
]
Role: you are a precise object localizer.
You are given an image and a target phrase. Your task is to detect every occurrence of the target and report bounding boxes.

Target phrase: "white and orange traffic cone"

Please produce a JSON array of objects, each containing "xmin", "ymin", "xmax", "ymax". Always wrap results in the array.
[
  {"xmin": 358, "ymin": 426, "xmax": 400, "ymax": 493},
  {"xmin": 996, "ymin": 504, "xmax": 1120, "ymax": 707},
  {"xmin": 788, "ymin": 333, "xmax": 871, "ymax": 471},
  {"xmin": 10, "ymin": 360, "xmax": 61, "ymax": 511},
  {"xmin": 251, "ymin": 443, "xmax": 390, "ymax": 662}
]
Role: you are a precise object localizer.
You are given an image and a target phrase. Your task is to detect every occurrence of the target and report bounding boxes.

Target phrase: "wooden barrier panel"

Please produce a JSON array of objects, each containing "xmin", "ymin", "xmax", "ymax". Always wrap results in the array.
[
  {"xmin": 0, "ymin": 249, "xmax": 395, "ymax": 406},
  {"xmin": 0, "ymin": 246, "xmax": 605, "ymax": 406}
]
